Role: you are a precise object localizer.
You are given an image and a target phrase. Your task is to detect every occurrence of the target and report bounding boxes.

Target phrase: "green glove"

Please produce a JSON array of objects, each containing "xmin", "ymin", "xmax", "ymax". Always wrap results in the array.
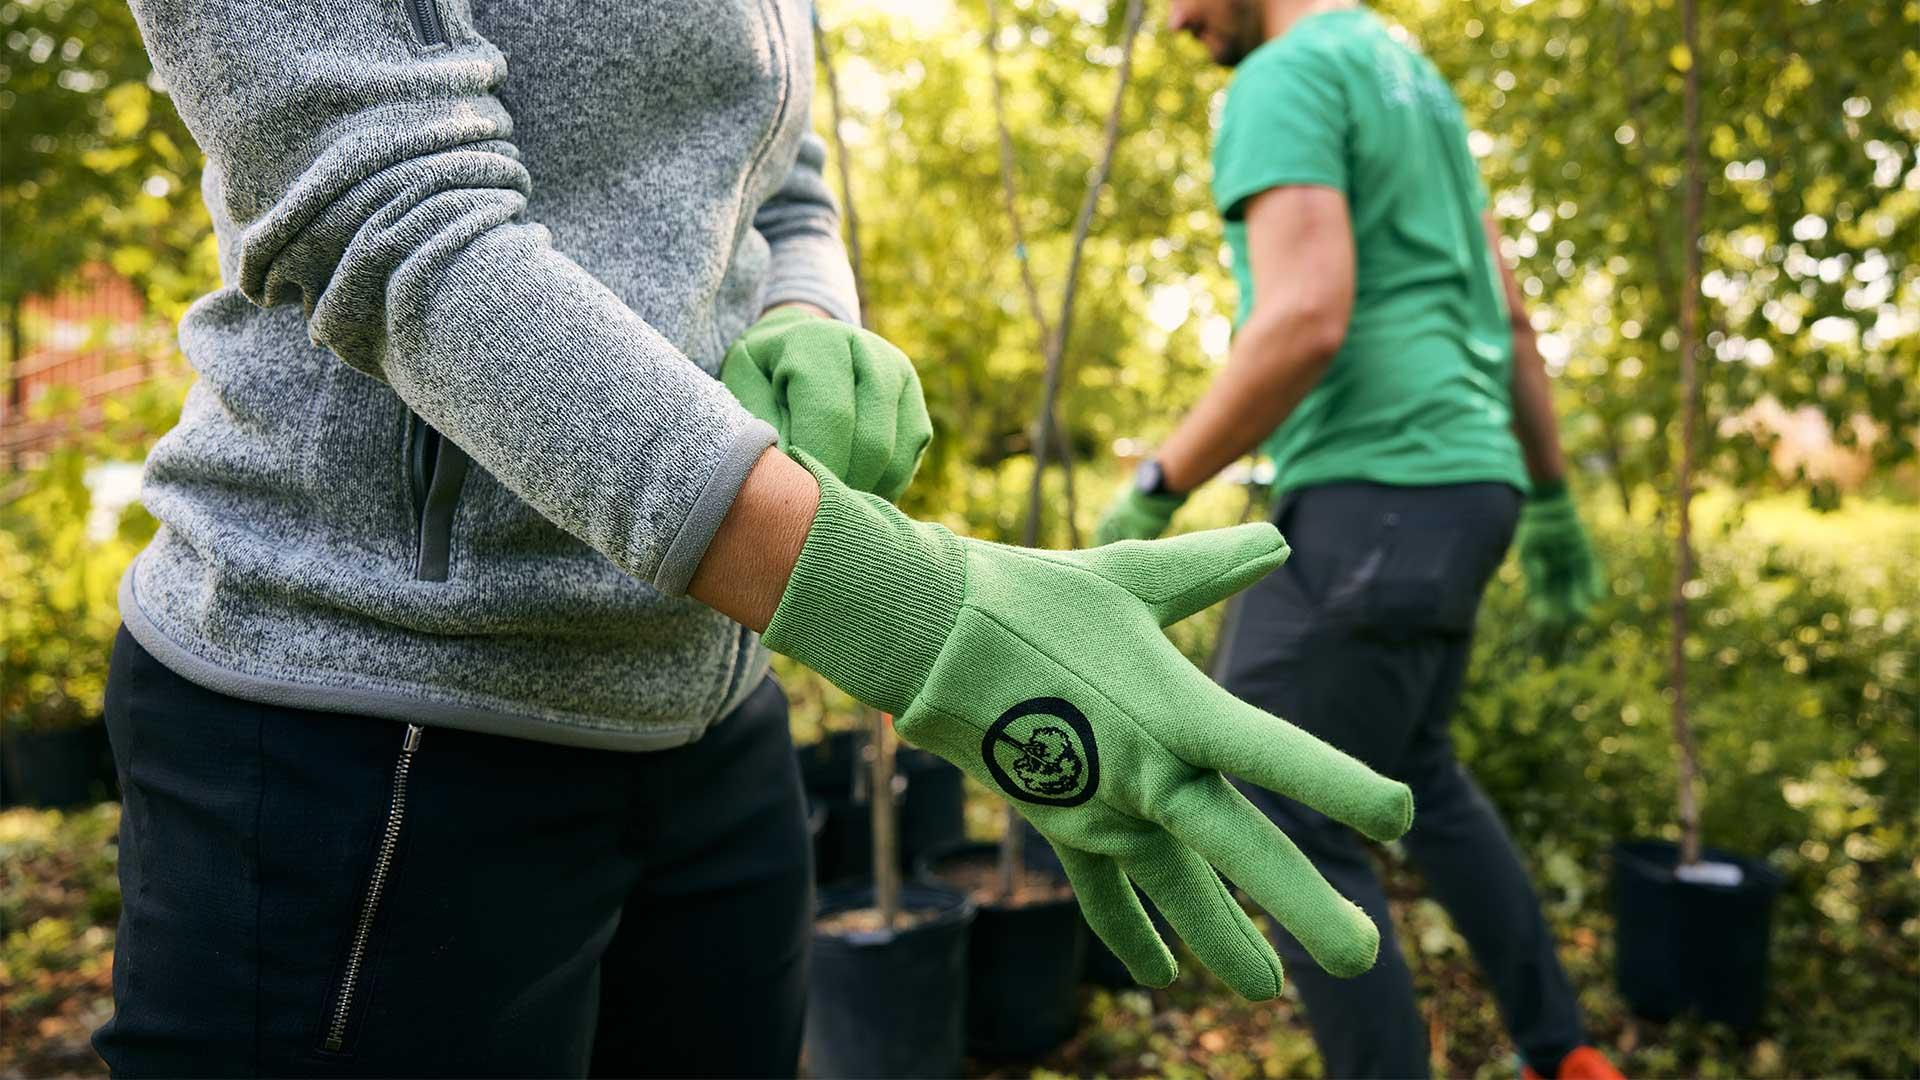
[
  {"xmin": 764, "ymin": 451, "xmax": 1414, "ymax": 999},
  {"xmin": 1515, "ymin": 479, "xmax": 1604, "ymax": 623},
  {"xmin": 721, "ymin": 307, "xmax": 932, "ymax": 502},
  {"xmin": 1094, "ymin": 484, "xmax": 1187, "ymax": 545}
]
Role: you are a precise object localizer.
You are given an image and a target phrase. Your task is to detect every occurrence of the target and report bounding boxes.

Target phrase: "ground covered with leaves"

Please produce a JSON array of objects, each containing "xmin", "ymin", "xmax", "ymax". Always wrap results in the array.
[
  {"xmin": 4, "ymin": 799, "xmax": 1893, "ymax": 1079},
  {"xmin": 991, "ymin": 858, "xmax": 1852, "ymax": 1080},
  {"xmin": 0, "ymin": 805, "xmax": 118, "ymax": 1079}
]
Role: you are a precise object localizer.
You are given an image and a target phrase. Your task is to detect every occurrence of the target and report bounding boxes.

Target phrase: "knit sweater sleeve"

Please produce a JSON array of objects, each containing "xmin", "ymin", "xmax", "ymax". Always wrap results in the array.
[
  {"xmin": 128, "ymin": 0, "xmax": 774, "ymax": 594},
  {"xmin": 753, "ymin": 133, "xmax": 862, "ymax": 326}
]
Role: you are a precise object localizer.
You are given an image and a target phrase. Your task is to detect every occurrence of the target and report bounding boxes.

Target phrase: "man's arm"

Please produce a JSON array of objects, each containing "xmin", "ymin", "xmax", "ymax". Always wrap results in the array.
[
  {"xmin": 1153, "ymin": 185, "xmax": 1355, "ymax": 493},
  {"xmin": 1486, "ymin": 211, "xmax": 1566, "ymax": 490},
  {"xmin": 1489, "ymin": 214, "xmax": 1604, "ymax": 620}
]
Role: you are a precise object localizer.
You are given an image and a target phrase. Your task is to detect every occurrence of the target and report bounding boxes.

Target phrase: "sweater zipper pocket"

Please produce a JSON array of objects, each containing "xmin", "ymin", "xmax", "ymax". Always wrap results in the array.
[
  {"xmin": 405, "ymin": 412, "xmax": 469, "ymax": 583},
  {"xmin": 403, "ymin": 0, "xmax": 447, "ymax": 48},
  {"xmin": 321, "ymin": 723, "xmax": 425, "ymax": 1055}
]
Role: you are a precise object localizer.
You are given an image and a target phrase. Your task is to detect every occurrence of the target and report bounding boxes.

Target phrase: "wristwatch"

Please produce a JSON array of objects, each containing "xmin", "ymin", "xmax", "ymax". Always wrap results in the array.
[{"xmin": 1134, "ymin": 458, "xmax": 1174, "ymax": 497}]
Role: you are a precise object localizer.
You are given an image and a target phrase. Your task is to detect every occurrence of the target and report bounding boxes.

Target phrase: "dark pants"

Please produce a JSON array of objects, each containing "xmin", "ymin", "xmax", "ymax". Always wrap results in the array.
[
  {"xmin": 1215, "ymin": 482, "xmax": 1584, "ymax": 1079},
  {"xmin": 94, "ymin": 627, "xmax": 812, "ymax": 1078}
]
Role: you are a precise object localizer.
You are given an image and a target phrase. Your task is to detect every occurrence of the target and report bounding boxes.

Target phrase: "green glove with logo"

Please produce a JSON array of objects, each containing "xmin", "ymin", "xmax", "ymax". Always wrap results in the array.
[
  {"xmin": 721, "ymin": 307, "xmax": 932, "ymax": 502},
  {"xmin": 1515, "ymin": 479, "xmax": 1604, "ymax": 623},
  {"xmin": 764, "ymin": 450, "xmax": 1414, "ymax": 999},
  {"xmin": 1095, "ymin": 485, "xmax": 1187, "ymax": 545}
]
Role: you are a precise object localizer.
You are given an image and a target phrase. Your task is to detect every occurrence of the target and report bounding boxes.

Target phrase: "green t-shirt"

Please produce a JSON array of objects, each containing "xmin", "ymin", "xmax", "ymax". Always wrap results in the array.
[{"xmin": 1212, "ymin": 8, "xmax": 1527, "ymax": 494}]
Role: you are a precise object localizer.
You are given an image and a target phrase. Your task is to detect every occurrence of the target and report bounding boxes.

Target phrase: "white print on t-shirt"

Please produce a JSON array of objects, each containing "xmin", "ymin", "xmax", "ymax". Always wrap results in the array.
[{"xmin": 1370, "ymin": 37, "xmax": 1459, "ymax": 121}]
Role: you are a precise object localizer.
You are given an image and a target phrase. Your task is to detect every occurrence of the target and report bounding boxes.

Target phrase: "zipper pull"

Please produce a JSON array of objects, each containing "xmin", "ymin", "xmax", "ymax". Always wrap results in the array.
[{"xmin": 403, "ymin": 723, "xmax": 424, "ymax": 752}]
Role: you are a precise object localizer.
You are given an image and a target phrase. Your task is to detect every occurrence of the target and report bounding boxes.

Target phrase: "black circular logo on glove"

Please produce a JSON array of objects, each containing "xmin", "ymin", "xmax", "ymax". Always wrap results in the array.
[{"xmin": 982, "ymin": 697, "xmax": 1098, "ymax": 807}]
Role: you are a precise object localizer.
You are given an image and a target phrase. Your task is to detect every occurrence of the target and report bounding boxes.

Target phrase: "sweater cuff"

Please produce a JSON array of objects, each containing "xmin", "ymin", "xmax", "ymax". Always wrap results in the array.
[
  {"xmin": 762, "ymin": 450, "xmax": 963, "ymax": 716},
  {"xmin": 761, "ymin": 233, "xmax": 861, "ymax": 326},
  {"xmin": 656, "ymin": 418, "xmax": 780, "ymax": 596}
]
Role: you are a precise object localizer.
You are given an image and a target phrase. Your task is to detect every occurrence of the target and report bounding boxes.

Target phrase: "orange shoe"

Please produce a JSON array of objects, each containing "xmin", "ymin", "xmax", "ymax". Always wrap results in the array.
[{"xmin": 1521, "ymin": 1046, "xmax": 1625, "ymax": 1080}]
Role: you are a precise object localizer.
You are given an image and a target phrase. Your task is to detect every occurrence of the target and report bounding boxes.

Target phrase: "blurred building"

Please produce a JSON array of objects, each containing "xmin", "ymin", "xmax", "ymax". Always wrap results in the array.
[
  {"xmin": 1, "ymin": 263, "xmax": 180, "ymax": 466},
  {"xmin": 1718, "ymin": 395, "xmax": 1881, "ymax": 494}
]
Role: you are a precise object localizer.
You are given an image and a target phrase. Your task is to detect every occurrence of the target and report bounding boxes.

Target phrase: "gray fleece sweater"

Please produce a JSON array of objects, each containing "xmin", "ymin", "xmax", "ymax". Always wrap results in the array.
[{"xmin": 118, "ymin": 0, "xmax": 860, "ymax": 749}]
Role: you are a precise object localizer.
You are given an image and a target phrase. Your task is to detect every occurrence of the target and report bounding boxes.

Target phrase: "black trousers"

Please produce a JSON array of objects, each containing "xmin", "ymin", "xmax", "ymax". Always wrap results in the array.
[
  {"xmin": 94, "ymin": 627, "xmax": 812, "ymax": 1078},
  {"xmin": 1214, "ymin": 482, "xmax": 1584, "ymax": 1079}
]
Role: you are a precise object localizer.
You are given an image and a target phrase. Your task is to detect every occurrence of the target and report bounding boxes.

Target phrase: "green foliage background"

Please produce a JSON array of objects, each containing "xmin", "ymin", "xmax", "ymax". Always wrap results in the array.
[{"xmin": 2, "ymin": 0, "xmax": 1916, "ymax": 1075}]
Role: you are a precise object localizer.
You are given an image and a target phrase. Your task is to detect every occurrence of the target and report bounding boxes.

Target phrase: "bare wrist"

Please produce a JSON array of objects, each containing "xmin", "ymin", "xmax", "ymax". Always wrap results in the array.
[
  {"xmin": 761, "ymin": 301, "xmax": 834, "ymax": 321},
  {"xmin": 688, "ymin": 447, "xmax": 820, "ymax": 631}
]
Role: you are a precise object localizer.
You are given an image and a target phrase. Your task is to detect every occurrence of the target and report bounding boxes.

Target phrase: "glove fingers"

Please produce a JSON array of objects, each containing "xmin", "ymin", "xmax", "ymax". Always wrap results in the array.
[
  {"xmin": 1573, "ymin": 560, "xmax": 1606, "ymax": 608},
  {"xmin": 875, "ymin": 425, "xmax": 929, "ymax": 503},
  {"xmin": 873, "ymin": 367, "xmax": 932, "ymax": 502},
  {"xmin": 1156, "ymin": 678, "xmax": 1412, "ymax": 843},
  {"xmin": 1070, "ymin": 523, "xmax": 1289, "ymax": 626},
  {"xmin": 1520, "ymin": 538, "xmax": 1599, "ymax": 623},
  {"xmin": 1054, "ymin": 846, "xmax": 1177, "ymax": 988},
  {"xmin": 1124, "ymin": 832, "xmax": 1285, "ymax": 1000},
  {"xmin": 837, "ymin": 345, "xmax": 902, "ymax": 493},
  {"xmin": 719, "ymin": 349, "xmax": 782, "ymax": 433},
  {"xmin": 780, "ymin": 365, "xmax": 858, "ymax": 480},
  {"xmin": 1094, "ymin": 483, "xmax": 1144, "ymax": 546},
  {"xmin": 1160, "ymin": 775, "xmax": 1381, "ymax": 979},
  {"xmin": 844, "ymin": 387, "xmax": 897, "ymax": 495}
]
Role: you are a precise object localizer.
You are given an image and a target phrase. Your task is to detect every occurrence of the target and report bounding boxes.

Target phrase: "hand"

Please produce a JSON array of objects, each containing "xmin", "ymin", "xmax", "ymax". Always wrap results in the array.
[
  {"xmin": 721, "ymin": 307, "xmax": 931, "ymax": 502},
  {"xmin": 763, "ymin": 451, "xmax": 1414, "ymax": 1000},
  {"xmin": 1095, "ymin": 484, "xmax": 1187, "ymax": 545},
  {"xmin": 1515, "ymin": 481, "xmax": 1604, "ymax": 623}
]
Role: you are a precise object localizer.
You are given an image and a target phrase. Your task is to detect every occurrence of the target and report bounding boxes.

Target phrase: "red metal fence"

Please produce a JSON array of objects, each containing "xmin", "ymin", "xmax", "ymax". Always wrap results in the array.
[{"xmin": 2, "ymin": 264, "xmax": 180, "ymax": 462}]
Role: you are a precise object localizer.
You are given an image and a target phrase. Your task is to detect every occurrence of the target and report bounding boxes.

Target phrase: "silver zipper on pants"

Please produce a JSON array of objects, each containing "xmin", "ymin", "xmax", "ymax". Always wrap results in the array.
[{"xmin": 322, "ymin": 723, "xmax": 425, "ymax": 1054}]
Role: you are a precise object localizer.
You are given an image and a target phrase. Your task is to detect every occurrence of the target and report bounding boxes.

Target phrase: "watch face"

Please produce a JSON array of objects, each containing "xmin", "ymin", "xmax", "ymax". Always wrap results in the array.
[{"xmin": 1135, "ymin": 459, "xmax": 1165, "ymax": 496}]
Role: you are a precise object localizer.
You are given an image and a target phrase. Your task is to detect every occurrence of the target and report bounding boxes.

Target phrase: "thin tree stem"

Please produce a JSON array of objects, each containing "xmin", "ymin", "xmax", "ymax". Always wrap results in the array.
[
  {"xmin": 869, "ymin": 710, "xmax": 901, "ymax": 928},
  {"xmin": 816, "ymin": 11, "xmax": 902, "ymax": 916},
  {"xmin": 1669, "ymin": 0, "xmax": 1705, "ymax": 868},
  {"xmin": 985, "ymin": 0, "xmax": 1053, "ymax": 349},
  {"xmin": 986, "ymin": 0, "xmax": 1076, "ymax": 552},
  {"xmin": 1019, "ymin": 0, "xmax": 1145, "ymax": 549},
  {"xmin": 813, "ymin": 9, "xmax": 868, "ymax": 325}
]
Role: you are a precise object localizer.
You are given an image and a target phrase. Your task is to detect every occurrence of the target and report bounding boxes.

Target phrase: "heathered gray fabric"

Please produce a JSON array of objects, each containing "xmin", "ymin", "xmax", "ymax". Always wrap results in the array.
[{"xmin": 118, "ymin": 0, "xmax": 859, "ymax": 748}]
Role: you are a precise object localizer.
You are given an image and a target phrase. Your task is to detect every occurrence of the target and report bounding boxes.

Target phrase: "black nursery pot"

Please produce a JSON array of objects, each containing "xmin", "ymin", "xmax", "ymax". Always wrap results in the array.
[
  {"xmin": 801, "ymin": 733, "xmax": 870, "ymax": 884},
  {"xmin": 897, "ymin": 747, "xmax": 967, "ymax": 867},
  {"xmin": 1613, "ymin": 840, "xmax": 1784, "ymax": 1031},
  {"xmin": 798, "ymin": 734, "xmax": 967, "ymax": 885},
  {"xmin": 806, "ymin": 880, "xmax": 974, "ymax": 1080},
  {"xmin": 918, "ymin": 840, "xmax": 1088, "ymax": 1060},
  {"xmin": 0, "ymin": 720, "xmax": 116, "ymax": 809},
  {"xmin": 798, "ymin": 730, "xmax": 862, "ymax": 793},
  {"xmin": 1082, "ymin": 897, "xmax": 1170, "ymax": 989}
]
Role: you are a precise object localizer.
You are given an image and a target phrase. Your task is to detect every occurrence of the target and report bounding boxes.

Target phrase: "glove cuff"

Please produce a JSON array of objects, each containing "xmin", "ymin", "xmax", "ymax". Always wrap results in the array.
[
  {"xmin": 763, "ymin": 450, "xmax": 964, "ymax": 716},
  {"xmin": 1528, "ymin": 476, "xmax": 1569, "ymax": 501},
  {"xmin": 1135, "ymin": 489, "xmax": 1189, "ymax": 515}
]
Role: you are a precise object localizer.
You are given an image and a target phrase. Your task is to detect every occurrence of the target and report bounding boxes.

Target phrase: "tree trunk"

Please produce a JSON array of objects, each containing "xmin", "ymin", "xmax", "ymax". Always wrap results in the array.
[
  {"xmin": 811, "ymin": 10, "xmax": 867, "ymax": 324},
  {"xmin": 1001, "ymin": 0, "xmax": 1146, "ymax": 897},
  {"xmin": 4, "ymin": 300, "xmax": 22, "ymax": 473},
  {"xmin": 1014, "ymin": 0, "xmax": 1145, "ymax": 555},
  {"xmin": 1599, "ymin": 419, "xmax": 1634, "ymax": 519},
  {"xmin": 1668, "ymin": 0, "xmax": 1705, "ymax": 868},
  {"xmin": 815, "ymin": 12, "xmax": 902, "ymax": 920},
  {"xmin": 869, "ymin": 710, "xmax": 902, "ymax": 929}
]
